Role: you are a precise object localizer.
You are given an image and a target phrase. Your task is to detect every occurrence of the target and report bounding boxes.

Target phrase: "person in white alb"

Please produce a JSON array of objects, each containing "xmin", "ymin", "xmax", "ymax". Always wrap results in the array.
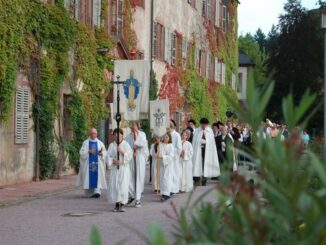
[
  {"xmin": 180, "ymin": 130, "xmax": 194, "ymax": 193},
  {"xmin": 158, "ymin": 133, "xmax": 174, "ymax": 201},
  {"xmin": 125, "ymin": 122, "xmax": 149, "ymax": 208},
  {"xmin": 192, "ymin": 118, "xmax": 220, "ymax": 186},
  {"xmin": 76, "ymin": 128, "xmax": 107, "ymax": 198},
  {"xmin": 169, "ymin": 119, "xmax": 182, "ymax": 195},
  {"xmin": 107, "ymin": 128, "xmax": 133, "ymax": 212}
]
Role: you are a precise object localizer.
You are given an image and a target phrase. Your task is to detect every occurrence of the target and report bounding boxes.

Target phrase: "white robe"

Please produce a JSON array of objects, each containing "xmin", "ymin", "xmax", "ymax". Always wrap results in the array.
[
  {"xmin": 107, "ymin": 140, "xmax": 132, "ymax": 204},
  {"xmin": 170, "ymin": 129, "xmax": 182, "ymax": 193},
  {"xmin": 192, "ymin": 127, "xmax": 220, "ymax": 178},
  {"xmin": 159, "ymin": 143, "xmax": 174, "ymax": 196},
  {"xmin": 125, "ymin": 131, "xmax": 149, "ymax": 200},
  {"xmin": 150, "ymin": 143, "xmax": 160, "ymax": 191},
  {"xmin": 76, "ymin": 138, "xmax": 107, "ymax": 190},
  {"xmin": 180, "ymin": 140, "xmax": 194, "ymax": 192}
]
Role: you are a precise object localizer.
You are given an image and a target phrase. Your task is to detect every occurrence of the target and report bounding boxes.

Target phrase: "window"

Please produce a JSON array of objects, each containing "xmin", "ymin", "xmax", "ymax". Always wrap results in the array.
[
  {"xmin": 182, "ymin": 39, "xmax": 187, "ymax": 68},
  {"xmin": 221, "ymin": 63, "xmax": 226, "ymax": 84},
  {"xmin": 238, "ymin": 73, "xmax": 243, "ymax": 94},
  {"xmin": 15, "ymin": 86, "xmax": 29, "ymax": 144},
  {"xmin": 152, "ymin": 22, "xmax": 165, "ymax": 61},
  {"xmin": 117, "ymin": 0, "xmax": 124, "ymax": 36},
  {"xmin": 171, "ymin": 32, "xmax": 177, "ymax": 66},
  {"xmin": 74, "ymin": 0, "xmax": 81, "ymax": 21},
  {"xmin": 231, "ymin": 73, "xmax": 236, "ymax": 90},
  {"xmin": 152, "ymin": 21, "xmax": 157, "ymax": 59},
  {"xmin": 194, "ymin": 47, "xmax": 199, "ymax": 71},
  {"xmin": 92, "ymin": 0, "xmax": 101, "ymax": 27},
  {"xmin": 222, "ymin": 4, "xmax": 227, "ymax": 32},
  {"xmin": 206, "ymin": 52, "xmax": 211, "ymax": 78},
  {"xmin": 215, "ymin": 0, "xmax": 220, "ymax": 27},
  {"xmin": 164, "ymin": 27, "xmax": 171, "ymax": 62},
  {"xmin": 202, "ymin": 0, "xmax": 207, "ymax": 17},
  {"xmin": 207, "ymin": 0, "xmax": 212, "ymax": 20}
]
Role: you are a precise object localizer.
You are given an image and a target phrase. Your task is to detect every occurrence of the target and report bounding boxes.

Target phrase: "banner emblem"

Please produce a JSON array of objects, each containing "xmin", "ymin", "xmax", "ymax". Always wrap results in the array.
[
  {"xmin": 124, "ymin": 70, "xmax": 141, "ymax": 112},
  {"xmin": 154, "ymin": 109, "xmax": 166, "ymax": 128}
]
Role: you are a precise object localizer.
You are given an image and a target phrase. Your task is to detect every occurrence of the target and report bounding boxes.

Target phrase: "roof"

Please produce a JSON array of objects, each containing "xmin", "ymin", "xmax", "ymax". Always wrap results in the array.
[{"xmin": 238, "ymin": 50, "xmax": 255, "ymax": 67}]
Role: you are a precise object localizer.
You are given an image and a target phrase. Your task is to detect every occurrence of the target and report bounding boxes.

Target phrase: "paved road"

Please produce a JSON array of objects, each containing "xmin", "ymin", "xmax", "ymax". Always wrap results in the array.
[{"xmin": 0, "ymin": 178, "xmax": 217, "ymax": 245}]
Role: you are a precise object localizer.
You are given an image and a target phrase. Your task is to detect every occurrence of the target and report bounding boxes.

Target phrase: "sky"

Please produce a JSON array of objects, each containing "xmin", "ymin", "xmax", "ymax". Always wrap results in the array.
[{"xmin": 238, "ymin": 0, "xmax": 318, "ymax": 35}]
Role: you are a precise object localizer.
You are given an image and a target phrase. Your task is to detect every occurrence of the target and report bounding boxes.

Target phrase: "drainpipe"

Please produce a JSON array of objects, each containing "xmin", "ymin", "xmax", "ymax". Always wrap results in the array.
[
  {"xmin": 35, "ymin": 39, "xmax": 41, "ymax": 181},
  {"xmin": 150, "ymin": 0, "xmax": 154, "ymax": 90}
]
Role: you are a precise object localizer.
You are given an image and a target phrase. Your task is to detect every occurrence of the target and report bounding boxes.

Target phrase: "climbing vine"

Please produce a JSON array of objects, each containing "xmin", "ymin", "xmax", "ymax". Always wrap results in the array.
[
  {"xmin": 123, "ymin": 0, "xmax": 138, "ymax": 52},
  {"xmin": 0, "ymin": 1, "xmax": 114, "ymax": 178},
  {"xmin": 65, "ymin": 86, "xmax": 88, "ymax": 172}
]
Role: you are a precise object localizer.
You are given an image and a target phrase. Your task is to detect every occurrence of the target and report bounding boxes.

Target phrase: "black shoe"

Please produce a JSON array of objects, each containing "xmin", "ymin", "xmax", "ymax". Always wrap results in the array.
[
  {"xmin": 127, "ymin": 197, "xmax": 135, "ymax": 205},
  {"xmin": 153, "ymin": 190, "xmax": 158, "ymax": 193},
  {"xmin": 170, "ymin": 192, "xmax": 176, "ymax": 197},
  {"xmin": 91, "ymin": 193, "xmax": 101, "ymax": 198},
  {"xmin": 201, "ymin": 181, "xmax": 207, "ymax": 186},
  {"xmin": 119, "ymin": 204, "xmax": 126, "ymax": 212},
  {"xmin": 160, "ymin": 195, "xmax": 170, "ymax": 201}
]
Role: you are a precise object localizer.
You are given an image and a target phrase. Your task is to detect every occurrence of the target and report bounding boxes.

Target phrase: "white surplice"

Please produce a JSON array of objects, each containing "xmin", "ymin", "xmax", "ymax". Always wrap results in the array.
[
  {"xmin": 125, "ymin": 131, "xmax": 149, "ymax": 201},
  {"xmin": 170, "ymin": 129, "xmax": 182, "ymax": 193},
  {"xmin": 76, "ymin": 138, "xmax": 107, "ymax": 192},
  {"xmin": 150, "ymin": 143, "xmax": 160, "ymax": 191},
  {"xmin": 180, "ymin": 140, "xmax": 194, "ymax": 192},
  {"xmin": 159, "ymin": 143, "xmax": 174, "ymax": 196},
  {"xmin": 106, "ymin": 140, "xmax": 133, "ymax": 204},
  {"xmin": 192, "ymin": 127, "xmax": 220, "ymax": 178}
]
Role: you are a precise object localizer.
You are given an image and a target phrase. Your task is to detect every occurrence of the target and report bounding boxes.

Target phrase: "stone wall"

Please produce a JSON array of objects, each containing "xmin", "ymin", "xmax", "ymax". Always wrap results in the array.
[{"xmin": 0, "ymin": 74, "xmax": 35, "ymax": 186}]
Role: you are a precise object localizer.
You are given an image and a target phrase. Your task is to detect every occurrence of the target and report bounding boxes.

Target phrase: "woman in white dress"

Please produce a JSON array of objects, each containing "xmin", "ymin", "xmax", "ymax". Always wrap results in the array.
[
  {"xmin": 107, "ymin": 128, "xmax": 133, "ymax": 212},
  {"xmin": 150, "ymin": 136, "xmax": 161, "ymax": 193},
  {"xmin": 158, "ymin": 133, "xmax": 174, "ymax": 201},
  {"xmin": 180, "ymin": 130, "xmax": 194, "ymax": 193}
]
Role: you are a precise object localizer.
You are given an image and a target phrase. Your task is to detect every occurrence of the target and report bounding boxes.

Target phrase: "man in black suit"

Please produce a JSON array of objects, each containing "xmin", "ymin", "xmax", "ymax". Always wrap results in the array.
[
  {"xmin": 186, "ymin": 119, "xmax": 196, "ymax": 143},
  {"xmin": 212, "ymin": 122, "xmax": 224, "ymax": 164}
]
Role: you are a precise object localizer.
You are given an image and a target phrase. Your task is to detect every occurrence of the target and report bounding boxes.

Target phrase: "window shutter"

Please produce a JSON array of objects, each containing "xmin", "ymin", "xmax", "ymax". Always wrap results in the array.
[
  {"xmin": 117, "ymin": 0, "xmax": 124, "ymax": 36},
  {"xmin": 171, "ymin": 32, "xmax": 176, "ymax": 66},
  {"xmin": 15, "ymin": 86, "xmax": 29, "ymax": 144},
  {"xmin": 232, "ymin": 73, "xmax": 236, "ymax": 90},
  {"xmin": 74, "ymin": 0, "xmax": 81, "ymax": 21},
  {"xmin": 206, "ymin": 52, "xmax": 211, "ymax": 78},
  {"xmin": 222, "ymin": 63, "xmax": 226, "ymax": 85},
  {"xmin": 214, "ymin": 57, "xmax": 218, "ymax": 82},
  {"xmin": 164, "ymin": 27, "xmax": 170, "ymax": 62},
  {"xmin": 207, "ymin": 0, "xmax": 211, "ymax": 20},
  {"xmin": 215, "ymin": 0, "xmax": 220, "ymax": 27},
  {"xmin": 92, "ymin": 0, "xmax": 101, "ymax": 27},
  {"xmin": 64, "ymin": 0, "xmax": 70, "ymax": 10},
  {"xmin": 202, "ymin": 0, "xmax": 207, "ymax": 17},
  {"xmin": 152, "ymin": 21, "xmax": 157, "ymax": 59}
]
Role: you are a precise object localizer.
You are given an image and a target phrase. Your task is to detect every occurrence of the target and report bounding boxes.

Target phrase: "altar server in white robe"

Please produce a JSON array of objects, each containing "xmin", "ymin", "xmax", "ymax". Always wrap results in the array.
[
  {"xmin": 107, "ymin": 128, "xmax": 133, "ymax": 212},
  {"xmin": 169, "ymin": 119, "xmax": 182, "ymax": 194},
  {"xmin": 150, "ymin": 136, "xmax": 161, "ymax": 193},
  {"xmin": 192, "ymin": 118, "xmax": 220, "ymax": 186},
  {"xmin": 180, "ymin": 130, "xmax": 194, "ymax": 192},
  {"xmin": 158, "ymin": 132, "xmax": 174, "ymax": 201},
  {"xmin": 125, "ymin": 122, "xmax": 149, "ymax": 208},
  {"xmin": 76, "ymin": 128, "xmax": 107, "ymax": 198}
]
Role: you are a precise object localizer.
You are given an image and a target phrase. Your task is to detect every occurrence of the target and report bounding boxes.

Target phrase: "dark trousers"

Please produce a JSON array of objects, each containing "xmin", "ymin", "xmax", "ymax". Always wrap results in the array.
[{"xmin": 194, "ymin": 145, "xmax": 207, "ymax": 186}]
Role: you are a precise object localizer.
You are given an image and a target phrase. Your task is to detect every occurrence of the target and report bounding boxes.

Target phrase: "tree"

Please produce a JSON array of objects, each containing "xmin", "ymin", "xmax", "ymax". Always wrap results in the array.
[
  {"xmin": 266, "ymin": 0, "xmax": 323, "ymax": 129},
  {"xmin": 238, "ymin": 33, "xmax": 267, "ymax": 86},
  {"xmin": 253, "ymin": 28, "xmax": 267, "ymax": 53}
]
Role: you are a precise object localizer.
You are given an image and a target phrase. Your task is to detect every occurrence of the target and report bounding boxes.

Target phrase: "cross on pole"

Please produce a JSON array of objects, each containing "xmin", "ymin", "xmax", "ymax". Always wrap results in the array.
[{"xmin": 112, "ymin": 75, "xmax": 125, "ymax": 170}]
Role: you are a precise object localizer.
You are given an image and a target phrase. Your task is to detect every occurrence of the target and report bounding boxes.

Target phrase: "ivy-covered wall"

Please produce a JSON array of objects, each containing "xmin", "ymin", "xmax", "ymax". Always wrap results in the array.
[
  {"xmin": 158, "ymin": 0, "xmax": 239, "ymax": 124},
  {"xmin": 0, "ymin": 0, "xmax": 115, "ymax": 179}
]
